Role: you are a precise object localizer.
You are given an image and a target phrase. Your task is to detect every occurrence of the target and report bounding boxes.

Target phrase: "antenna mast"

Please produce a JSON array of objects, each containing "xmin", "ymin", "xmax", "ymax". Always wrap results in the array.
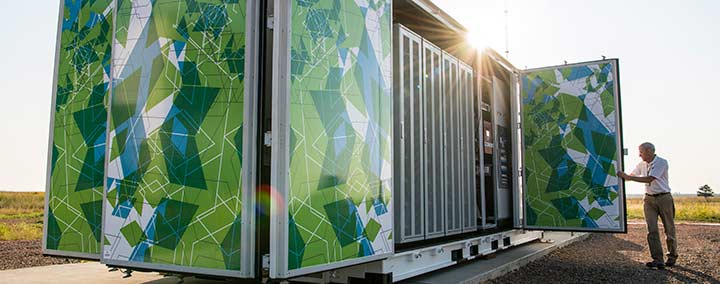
[{"xmin": 504, "ymin": 0, "xmax": 509, "ymax": 59}]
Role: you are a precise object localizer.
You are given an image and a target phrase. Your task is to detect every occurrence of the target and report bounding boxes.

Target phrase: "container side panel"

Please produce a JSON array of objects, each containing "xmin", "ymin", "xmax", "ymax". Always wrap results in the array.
[
  {"xmin": 521, "ymin": 60, "xmax": 625, "ymax": 232},
  {"xmin": 103, "ymin": 0, "xmax": 248, "ymax": 274},
  {"xmin": 45, "ymin": 0, "xmax": 114, "ymax": 257},
  {"xmin": 286, "ymin": 0, "xmax": 393, "ymax": 272}
]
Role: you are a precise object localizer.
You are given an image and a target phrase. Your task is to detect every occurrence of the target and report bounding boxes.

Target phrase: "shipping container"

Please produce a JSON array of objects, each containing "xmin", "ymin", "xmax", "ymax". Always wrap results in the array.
[{"xmin": 43, "ymin": 0, "xmax": 626, "ymax": 282}]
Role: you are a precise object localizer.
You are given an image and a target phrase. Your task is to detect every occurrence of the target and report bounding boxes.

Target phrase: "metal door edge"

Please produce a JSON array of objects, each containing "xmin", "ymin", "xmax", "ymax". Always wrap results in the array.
[
  {"xmin": 42, "ymin": 0, "xmax": 67, "ymax": 256},
  {"xmin": 269, "ymin": 0, "xmax": 292, "ymax": 278}
]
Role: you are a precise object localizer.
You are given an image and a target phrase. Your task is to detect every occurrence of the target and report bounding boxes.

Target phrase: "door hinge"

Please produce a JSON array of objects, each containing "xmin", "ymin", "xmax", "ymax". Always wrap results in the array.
[
  {"xmin": 267, "ymin": 17, "xmax": 274, "ymax": 29},
  {"xmin": 264, "ymin": 131, "xmax": 272, "ymax": 147},
  {"xmin": 262, "ymin": 254, "xmax": 270, "ymax": 271}
]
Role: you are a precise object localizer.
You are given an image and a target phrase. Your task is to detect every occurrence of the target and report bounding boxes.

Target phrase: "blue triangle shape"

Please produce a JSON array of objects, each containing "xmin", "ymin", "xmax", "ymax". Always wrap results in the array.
[{"xmin": 173, "ymin": 41, "xmax": 186, "ymax": 58}]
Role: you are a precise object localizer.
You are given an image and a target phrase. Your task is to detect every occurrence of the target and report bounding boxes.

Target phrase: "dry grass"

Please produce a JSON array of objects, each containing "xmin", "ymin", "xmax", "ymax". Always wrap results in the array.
[
  {"xmin": 0, "ymin": 192, "xmax": 44, "ymax": 241},
  {"xmin": 627, "ymin": 196, "xmax": 720, "ymax": 222},
  {"xmin": 0, "ymin": 223, "xmax": 43, "ymax": 241},
  {"xmin": 0, "ymin": 191, "xmax": 44, "ymax": 217},
  {"xmin": 0, "ymin": 192, "xmax": 715, "ymax": 242}
]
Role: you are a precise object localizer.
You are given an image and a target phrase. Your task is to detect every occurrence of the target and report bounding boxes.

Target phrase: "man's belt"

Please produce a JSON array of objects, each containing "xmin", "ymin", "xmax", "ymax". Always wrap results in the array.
[{"xmin": 645, "ymin": 192, "xmax": 670, "ymax": 197}]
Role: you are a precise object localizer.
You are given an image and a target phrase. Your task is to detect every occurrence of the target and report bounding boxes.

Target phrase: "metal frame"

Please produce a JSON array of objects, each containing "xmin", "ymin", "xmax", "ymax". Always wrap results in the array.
[
  {"xmin": 42, "ymin": 0, "xmax": 67, "ymax": 258},
  {"xmin": 392, "ymin": 23, "xmax": 403, "ymax": 244},
  {"xmin": 239, "ymin": 0, "xmax": 261, "ymax": 275},
  {"xmin": 519, "ymin": 59, "xmax": 627, "ymax": 233},
  {"xmin": 270, "ymin": 0, "xmax": 394, "ymax": 278},
  {"xmin": 99, "ymin": 0, "xmax": 118, "ymax": 265},
  {"xmin": 99, "ymin": 0, "xmax": 118, "ymax": 266},
  {"xmin": 510, "ymin": 72, "xmax": 524, "ymax": 229},
  {"xmin": 269, "ymin": 0, "xmax": 291, "ymax": 278},
  {"xmin": 327, "ymin": 229, "xmax": 543, "ymax": 283},
  {"xmin": 99, "ymin": 1, "xmax": 259, "ymax": 277},
  {"xmin": 422, "ymin": 39, "xmax": 445, "ymax": 239}
]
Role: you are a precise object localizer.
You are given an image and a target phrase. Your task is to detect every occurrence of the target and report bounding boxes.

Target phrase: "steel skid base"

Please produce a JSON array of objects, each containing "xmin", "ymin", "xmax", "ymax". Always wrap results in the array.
[{"xmin": 287, "ymin": 229, "xmax": 542, "ymax": 283}]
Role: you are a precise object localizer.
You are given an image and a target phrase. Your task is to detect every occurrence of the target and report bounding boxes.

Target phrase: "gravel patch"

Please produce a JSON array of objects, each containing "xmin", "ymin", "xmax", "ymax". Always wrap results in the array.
[
  {"xmin": 0, "ymin": 240, "xmax": 81, "ymax": 270},
  {"xmin": 490, "ymin": 223, "xmax": 720, "ymax": 283}
]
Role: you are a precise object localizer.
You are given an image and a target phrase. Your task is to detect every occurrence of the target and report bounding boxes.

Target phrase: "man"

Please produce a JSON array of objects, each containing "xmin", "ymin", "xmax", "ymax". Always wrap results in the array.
[{"xmin": 617, "ymin": 142, "xmax": 677, "ymax": 269}]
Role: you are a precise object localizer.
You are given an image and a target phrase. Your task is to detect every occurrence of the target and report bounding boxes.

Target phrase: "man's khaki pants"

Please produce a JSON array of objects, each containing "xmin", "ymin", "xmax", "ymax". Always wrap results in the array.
[{"xmin": 644, "ymin": 193, "xmax": 678, "ymax": 262}]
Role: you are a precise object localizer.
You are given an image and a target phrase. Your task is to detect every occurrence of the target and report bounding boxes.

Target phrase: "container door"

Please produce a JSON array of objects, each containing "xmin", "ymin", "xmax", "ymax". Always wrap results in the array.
[
  {"xmin": 423, "ymin": 40, "xmax": 446, "ymax": 239},
  {"xmin": 459, "ymin": 63, "xmax": 477, "ymax": 233},
  {"xmin": 442, "ymin": 52, "xmax": 463, "ymax": 236},
  {"xmin": 519, "ymin": 59, "xmax": 626, "ymax": 233},
  {"xmin": 269, "ymin": 0, "xmax": 394, "ymax": 279},
  {"xmin": 44, "ymin": 0, "xmax": 114, "ymax": 259},
  {"xmin": 100, "ymin": 0, "xmax": 258, "ymax": 277},
  {"xmin": 393, "ymin": 25, "xmax": 425, "ymax": 244}
]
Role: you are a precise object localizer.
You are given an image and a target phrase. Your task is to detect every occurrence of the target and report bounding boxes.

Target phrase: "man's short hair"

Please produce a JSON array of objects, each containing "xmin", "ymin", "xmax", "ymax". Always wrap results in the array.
[{"xmin": 639, "ymin": 142, "xmax": 655, "ymax": 153}]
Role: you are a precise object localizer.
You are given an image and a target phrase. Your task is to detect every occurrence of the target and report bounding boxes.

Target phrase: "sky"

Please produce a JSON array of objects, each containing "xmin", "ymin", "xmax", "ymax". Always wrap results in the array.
[
  {"xmin": 0, "ymin": 0, "xmax": 717, "ymax": 195},
  {"xmin": 431, "ymin": 0, "xmax": 720, "ymax": 195}
]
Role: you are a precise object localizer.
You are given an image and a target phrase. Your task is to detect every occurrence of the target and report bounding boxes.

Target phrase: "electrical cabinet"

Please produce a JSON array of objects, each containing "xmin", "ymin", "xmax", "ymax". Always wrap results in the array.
[{"xmin": 393, "ymin": 25, "xmax": 477, "ymax": 243}]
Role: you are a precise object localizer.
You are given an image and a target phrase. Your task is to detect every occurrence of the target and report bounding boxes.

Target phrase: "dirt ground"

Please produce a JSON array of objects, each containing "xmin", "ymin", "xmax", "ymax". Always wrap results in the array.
[
  {"xmin": 0, "ymin": 214, "xmax": 77, "ymax": 271},
  {"xmin": 491, "ymin": 223, "xmax": 720, "ymax": 284},
  {"xmin": 0, "ymin": 239, "xmax": 80, "ymax": 270}
]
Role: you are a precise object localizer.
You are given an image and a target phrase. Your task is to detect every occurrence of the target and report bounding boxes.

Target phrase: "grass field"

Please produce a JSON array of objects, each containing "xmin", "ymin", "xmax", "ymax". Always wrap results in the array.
[
  {"xmin": 0, "ymin": 192, "xmax": 717, "ymax": 241},
  {"xmin": 0, "ymin": 192, "xmax": 44, "ymax": 241},
  {"xmin": 627, "ymin": 196, "xmax": 720, "ymax": 222},
  {"xmin": 0, "ymin": 191, "xmax": 43, "ymax": 216}
]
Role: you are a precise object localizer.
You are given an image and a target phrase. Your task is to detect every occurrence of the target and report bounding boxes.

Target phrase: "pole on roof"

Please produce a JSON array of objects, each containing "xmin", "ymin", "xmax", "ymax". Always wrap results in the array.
[{"xmin": 504, "ymin": 0, "xmax": 510, "ymax": 59}]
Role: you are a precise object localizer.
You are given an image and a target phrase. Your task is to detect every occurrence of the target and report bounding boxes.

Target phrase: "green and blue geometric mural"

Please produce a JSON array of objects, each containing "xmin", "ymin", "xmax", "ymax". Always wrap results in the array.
[
  {"xmin": 45, "ymin": 0, "xmax": 113, "ymax": 256},
  {"xmin": 286, "ymin": 0, "xmax": 393, "ymax": 271},
  {"xmin": 521, "ymin": 60, "xmax": 624, "ymax": 231},
  {"xmin": 102, "ymin": 0, "xmax": 248, "ymax": 272}
]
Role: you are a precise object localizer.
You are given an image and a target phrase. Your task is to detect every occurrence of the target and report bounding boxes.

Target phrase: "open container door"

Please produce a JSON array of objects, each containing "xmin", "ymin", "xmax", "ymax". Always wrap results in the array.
[
  {"xmin": 270, "ymin": 0, "xmax": 394, "ymax": 279},
  {"xmin": 100, "ymin": 0, "xmax": 259, "ymax": 277},
  {"xmin": 43, "ymin": 0, "xmax": 114, "ymax": 259},
  {"xmin": 518, "ymin": 59, "xmax": 626, "ymax": 233}
]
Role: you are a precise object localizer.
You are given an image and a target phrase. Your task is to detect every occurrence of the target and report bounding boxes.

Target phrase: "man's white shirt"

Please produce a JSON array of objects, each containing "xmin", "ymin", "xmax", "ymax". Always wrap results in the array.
[{"xmin": 631, "ymin": 155, "xmax": 671, "ymax": 194}]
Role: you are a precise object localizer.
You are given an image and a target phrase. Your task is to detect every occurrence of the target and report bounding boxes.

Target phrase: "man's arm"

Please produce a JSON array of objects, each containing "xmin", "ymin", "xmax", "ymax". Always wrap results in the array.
[{"xmin": 617, "ymin": 171, "xmax": 656, "ymax": 183}]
